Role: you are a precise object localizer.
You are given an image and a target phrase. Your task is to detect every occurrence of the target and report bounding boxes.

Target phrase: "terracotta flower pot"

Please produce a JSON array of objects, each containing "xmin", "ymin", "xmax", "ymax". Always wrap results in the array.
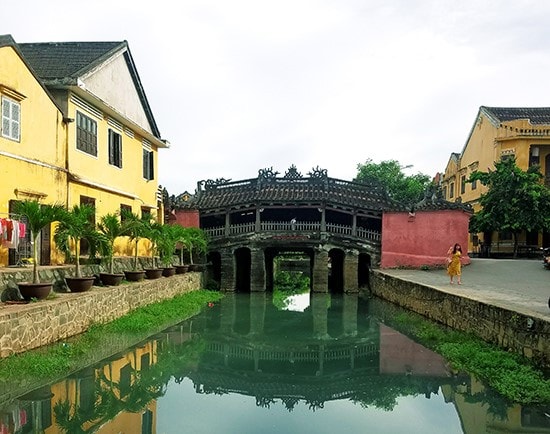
[
  {"xmin": 144, "ymin": 268, "xmax": 163, "ymax": 279},
  {"xmin": 124, "ymin": 270, "xmax": 145, "ymax": 282},
  {"xmin": 99, "ymin": 272, "xmax": 125, "ymax": 286},
  {"xmin": 17, "ymin": 282, "xmax": 53, "ymax": 300},
  {"xmin": 162, "ymin": 267, "xmax": 176, "ymax": 277},
  {"xmin": 65, "ymin": 276, "xmax": 95, "ymax": 293},
  {"xmin": 175, "ymin": 265, "xmax": 189, "ymax": 274}
]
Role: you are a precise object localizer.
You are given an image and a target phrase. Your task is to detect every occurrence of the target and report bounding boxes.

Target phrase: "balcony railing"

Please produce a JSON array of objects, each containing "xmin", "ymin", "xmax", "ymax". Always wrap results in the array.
[{"xmin": 204, "ymin": 221, "xmax": 380, "ymax": 241}]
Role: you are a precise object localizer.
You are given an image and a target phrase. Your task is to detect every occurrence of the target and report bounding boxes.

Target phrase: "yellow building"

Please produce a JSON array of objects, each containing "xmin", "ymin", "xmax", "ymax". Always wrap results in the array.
[
  {"xmin": 0, "ymin": 35, "xmax": 169, "ymax": 266},
  {"xmin": 442, "ymin": 106, "xmax": 550, "ymax": 254},
  {"xmin": 0, "ymin": 35, "xmax": 68, "ymax": 266}
]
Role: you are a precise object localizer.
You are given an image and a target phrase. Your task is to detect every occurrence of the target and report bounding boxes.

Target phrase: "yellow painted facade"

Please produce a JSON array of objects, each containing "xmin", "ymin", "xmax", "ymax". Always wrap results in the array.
[
  {"xmin": 442, "ymin": 106, "xmax": 550, "ymax": 253},
  {"xmin": 0, "ymin": 41, "xmax": 67, "ymax": 266},
  {"xmin": 0, "ymin": 36, "xmax": 168, "ymax": 267}
]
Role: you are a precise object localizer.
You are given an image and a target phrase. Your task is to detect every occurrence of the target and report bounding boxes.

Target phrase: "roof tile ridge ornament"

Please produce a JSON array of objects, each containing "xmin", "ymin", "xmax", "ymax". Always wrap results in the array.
[
  {"xmin": 283, "ymin": 164, "xmax": 302, "ymax": 179},
  {"xmin": 307, "ymin": 166, "xmax": 329, "ymax": 192},
  {"xmin": 257, "ymin": 167, "xmax": 279, "ymax": 189}
]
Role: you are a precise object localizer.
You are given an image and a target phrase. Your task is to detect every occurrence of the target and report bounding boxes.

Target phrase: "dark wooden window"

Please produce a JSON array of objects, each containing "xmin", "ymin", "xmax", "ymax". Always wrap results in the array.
[
  {"xmin": 120, "ymin": 204, "xmax": 132, "ymax": 221},
  {"xmin": 141, "ymin": 207, "xmax": 151, "ymax": 221},
  {"xmin": 449, "ymin": 182, "xmax": 454, "ymax": 199},
  {"xmin": 76, "ymin": 111, "xmax": 97, "ymax": 156},
  {"xmin": 460, "ymin": 175, "xmax": 466, "ymax": 194},
  {"xmin": 108, "ymin": 129, "xmax": 122, "ymax": 168},
  {"xmin": 143, "ymin": 148, "xmax": 154, "ymax": 180}
]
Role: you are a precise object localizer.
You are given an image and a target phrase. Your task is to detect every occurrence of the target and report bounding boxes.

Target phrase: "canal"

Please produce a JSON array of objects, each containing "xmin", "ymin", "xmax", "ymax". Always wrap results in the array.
[{"xmin": 0, "ymin": 292, "xmax": 548, "ymax": 433}]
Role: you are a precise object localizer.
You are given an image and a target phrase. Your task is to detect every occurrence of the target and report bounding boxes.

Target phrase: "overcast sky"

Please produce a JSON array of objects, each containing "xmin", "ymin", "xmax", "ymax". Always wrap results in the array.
[{"xmin": 6, "ymin": 0, "xmax": 550, "ymax": 194}]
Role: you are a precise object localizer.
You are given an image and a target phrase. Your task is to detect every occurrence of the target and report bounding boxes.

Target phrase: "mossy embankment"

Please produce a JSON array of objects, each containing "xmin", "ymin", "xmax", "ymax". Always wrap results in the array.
[
  {"xmin": 393, "ymin": 312, "xmax": 550, "ymax": 405},
  {"xmin": 0, "ymin": 290, "xmax": 223, "ymax": 383}
]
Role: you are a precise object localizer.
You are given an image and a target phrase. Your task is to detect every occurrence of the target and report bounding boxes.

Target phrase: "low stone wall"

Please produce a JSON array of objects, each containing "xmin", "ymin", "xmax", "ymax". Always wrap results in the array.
[
  {"xmin": 371, "ymin": 270, "xmax": 550, "ymax": 368},
  {"xmin": 0, "ymin": 272, "xmax": 203, "ymax": 358}
]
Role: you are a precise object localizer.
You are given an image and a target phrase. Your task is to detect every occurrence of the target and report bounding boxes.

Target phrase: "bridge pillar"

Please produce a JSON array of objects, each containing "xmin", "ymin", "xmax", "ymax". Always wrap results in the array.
[
  {"xmin": 249, "ymin": 292, "xmax": 266, "ymax": 335},
  {"xmin": 220, "ymin": 294, "xmax": 236, "ymax": 333},
  {"xmin": 250, "ymin": 248, "xmax": 266, "ymax": 292},
  {"xmin": 311, "ymin": 293, "xmax": 329, "ymax": 339},
  {"xmin": 343, "ymin": 294, "xmax": 358, "ymax": 336},
  {"xmin": 343, "ymin": 251, "xmax": 359, "ymax": 293},
  {"xmin": 220, "ymin": 248, "xmax": 236, "ymax": 291},
  {"xmin": 312, "ymin": 249, "xmax": 329, "ymax": 293}
]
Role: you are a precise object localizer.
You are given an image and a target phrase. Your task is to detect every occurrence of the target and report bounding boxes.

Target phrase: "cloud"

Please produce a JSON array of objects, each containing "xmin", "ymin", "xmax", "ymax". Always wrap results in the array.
[{"xmin": 6, "ymin": 0, "xmax": 550, "ymax": 193}]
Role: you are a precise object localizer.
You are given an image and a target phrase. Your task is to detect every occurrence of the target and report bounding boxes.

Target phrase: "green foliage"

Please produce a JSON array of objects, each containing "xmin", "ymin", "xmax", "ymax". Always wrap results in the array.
[
  {"xmin": 180, "ymin": 227, "xmax": 208, "ymax": 264},
  {"xmin": 14, "ymin": 200, "xmax": 65, "ymax": 283},
  {"xmin": 0, "ymin": 290, "xmax": 223, "ymax": 382},
  {"xmin": 469, "ymin": 157, "xmax": 550, "ymax": 254},
  {"xmin": 157, "ymin": 224, "xmax": 180, "ymax": 266},
  {"xmin": 355, "ymin": 159, "xmax": 432, "ymax": 205},
  {"xmin": 54, "ymin": 204, "xmax": 105, "ymax": 277},
  {"xmin": 272, "ymin": 270, "xmax": 310, "ymax": 310},
  {"xmin": 274, "ymin": 270, "xmax": 310, "ymax": 293},
  {"xmin": 97, "ymin": 212, "xmax": 126, "ymax": 273},
  {"xmin": 395, "ymin": 312, "xmax": 550, "ymax": 405},
  {"xmin": 120, "ymin": 210, "xmax": 149, "ymax": 271}
]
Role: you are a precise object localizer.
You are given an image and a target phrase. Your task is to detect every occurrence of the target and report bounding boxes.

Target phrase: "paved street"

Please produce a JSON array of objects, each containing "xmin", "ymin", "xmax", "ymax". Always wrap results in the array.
[{"xmin": 380, "ymin": 258, "xmax": 550, "ymax": 318}]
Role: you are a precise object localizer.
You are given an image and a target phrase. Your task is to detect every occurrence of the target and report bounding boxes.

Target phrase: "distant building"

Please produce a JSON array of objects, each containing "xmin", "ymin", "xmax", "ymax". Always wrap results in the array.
[{"xmin": 442, "ymin": 106, "xmax": 550, "ymax": 254}]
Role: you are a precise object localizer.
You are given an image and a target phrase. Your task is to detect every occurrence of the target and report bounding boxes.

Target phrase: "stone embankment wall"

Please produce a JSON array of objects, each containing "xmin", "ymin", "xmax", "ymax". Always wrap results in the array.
[
  {"xmin": 0, "ymin": 270, "xmax": 203, "ymax": 358},
  {"xmin": 371, "ymin": 271, "xmax": 550, "ymax": 367}
]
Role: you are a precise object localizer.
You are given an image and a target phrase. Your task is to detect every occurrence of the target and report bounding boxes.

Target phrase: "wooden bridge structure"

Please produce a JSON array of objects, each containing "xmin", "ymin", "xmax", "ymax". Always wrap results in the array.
[{"xmin": 176, "ymin": 166, "xmax": 401, "ymax": 293}]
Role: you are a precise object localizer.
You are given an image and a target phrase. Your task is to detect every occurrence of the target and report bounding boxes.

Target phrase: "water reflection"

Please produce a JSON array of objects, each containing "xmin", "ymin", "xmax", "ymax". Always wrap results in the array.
[{"xmin": 1, "ymin": 293, "xmax": 549, "ymax": 433}]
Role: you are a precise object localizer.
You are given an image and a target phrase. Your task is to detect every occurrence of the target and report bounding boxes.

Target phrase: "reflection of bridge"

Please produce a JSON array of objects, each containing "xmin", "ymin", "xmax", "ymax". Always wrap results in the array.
[{"xmin": 177, "ymin": 166, "xmax": 400, "ymax": 292}]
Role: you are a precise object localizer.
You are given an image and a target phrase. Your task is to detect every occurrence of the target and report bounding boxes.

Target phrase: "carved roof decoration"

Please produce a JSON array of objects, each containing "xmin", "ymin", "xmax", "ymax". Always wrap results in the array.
[
  {"xmin": 413, "ymin": 184, "xmax": 472, "ymax": 212},
  {"xmin": 179, "ymin": 166, "xmax": 405, "ymax": 214}
]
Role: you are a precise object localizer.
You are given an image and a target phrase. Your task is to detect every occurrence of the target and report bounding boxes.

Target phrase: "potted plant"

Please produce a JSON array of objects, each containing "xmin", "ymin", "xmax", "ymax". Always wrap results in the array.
[
  {"xmin": 120, "ymin": 210, "xmax": 147, "ymax": 281},
  {"xmin": 97, "ymin": 212, "xmax": 126, "ymax": 286},
  {"xmin": 158, "ymin": 224, "xmax": 179, "ymax": 277},
  {"xmin": 173, "ymin": 225, "xmax": 190, "ymax": 274},
  {"xmin": 54, "ymin": 204, "xmax": 103, "ymax": 292},
  {"xmin": 185, "ymin": 227, "xmax": 208, "ymax": 272},
  {"xmin": 14, "ymin": 200, "xmax": 65, "ymax": 300},
  {"xmin": 142, "ymin": 219, "xmax": 163, "ymax": 279}
]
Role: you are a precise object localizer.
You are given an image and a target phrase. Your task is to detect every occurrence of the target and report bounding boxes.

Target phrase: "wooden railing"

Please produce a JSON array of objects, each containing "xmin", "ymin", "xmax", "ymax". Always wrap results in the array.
[{"xmin": 204, "ymin": 221, "xmax": 380, "ymax": 241}]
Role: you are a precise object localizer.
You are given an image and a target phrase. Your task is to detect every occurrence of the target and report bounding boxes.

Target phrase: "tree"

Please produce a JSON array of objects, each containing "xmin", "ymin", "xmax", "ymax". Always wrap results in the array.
[
  {"xmin": 468, "ymin": 157, "xmax": 550, "ymax": 257},
  {"xmin": 54, "ymin": 204, "xmax": 104, "ymax": 278},
  {"xmin": 354, "ymin": 159, "xmax": 431, "ymax": 205},
  {"xmin": 14, "ymin": 200, "xmax": 65, "ymax": 284}
]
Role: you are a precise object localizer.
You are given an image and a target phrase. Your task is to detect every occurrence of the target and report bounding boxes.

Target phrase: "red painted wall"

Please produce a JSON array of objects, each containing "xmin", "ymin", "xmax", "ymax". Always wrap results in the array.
[
  {"xmin": 381, "ymin": 209, "xmax": 471, "ymax": 268},
  {"xmin": 168, "ymin": 209, "xmax": 200, "ymax": 228}
]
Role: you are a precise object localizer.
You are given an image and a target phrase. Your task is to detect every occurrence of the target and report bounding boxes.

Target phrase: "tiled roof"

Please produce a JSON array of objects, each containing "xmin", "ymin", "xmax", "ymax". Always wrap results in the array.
[
  {"xmin": 18, "ymin": 41, "xmax": 124, "ymax": 82},
  {"xmin": 482, "ymin": 106, "xmax": 550, "ymax": 125},
  {"xmin": 185, "ymin": 176, "xmax": 402, "ymax": 213}
]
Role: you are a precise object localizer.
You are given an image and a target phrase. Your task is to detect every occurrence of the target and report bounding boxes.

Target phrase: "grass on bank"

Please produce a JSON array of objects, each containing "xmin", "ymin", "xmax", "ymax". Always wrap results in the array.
[
  {"xmin": 394, "ymin": 312, "xmax": 550, "ymax": 405},
  {"xmin": 0, "ymin": 290, "xmax": 223, "ymax": 382}
]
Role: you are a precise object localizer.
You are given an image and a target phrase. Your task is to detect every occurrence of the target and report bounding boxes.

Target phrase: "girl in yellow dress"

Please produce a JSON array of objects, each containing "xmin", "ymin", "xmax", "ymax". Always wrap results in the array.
[{"xmin": 447, "ymin": 243, "xmax": 462, "ymax": 284}]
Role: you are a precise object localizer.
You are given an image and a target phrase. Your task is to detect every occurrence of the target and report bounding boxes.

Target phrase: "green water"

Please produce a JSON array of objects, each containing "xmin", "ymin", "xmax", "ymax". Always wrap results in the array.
[{"xmin": 1, "ymin": 293, "xmax": 548, "ymax": 433}]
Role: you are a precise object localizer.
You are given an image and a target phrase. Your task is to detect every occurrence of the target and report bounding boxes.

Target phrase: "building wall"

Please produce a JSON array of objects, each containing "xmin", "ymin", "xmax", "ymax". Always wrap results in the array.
[
  {"xmin": 170, "ymin": 209, "xmax": 200, "ymax": 227},
  {"xmin": 0, "ymin": 45, "xmax": 68, "ymax": 266},
  {"xmin": 381, "ymin": 209, "xmax": 471, "ymax": 268}
]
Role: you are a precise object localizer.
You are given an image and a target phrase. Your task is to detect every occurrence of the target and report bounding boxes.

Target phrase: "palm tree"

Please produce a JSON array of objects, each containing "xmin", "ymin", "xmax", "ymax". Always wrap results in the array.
[
  {"xmin": 14, "ymin": 200, "xmax": 64, "ymax": 284},
  {"xmin": 54, "ymin": 204, "xmax": 101, "ymax": 278},
  {"xmin": 97, "ymin": 212, "xmax": 126, "ymax": 274},
  {"xmin": 121, "ymin": 210, "xmax": 147, "ymax": 271},
  {"xmin": 185, "ymin": 227, "xmax": 208, "ymax": 265},
  {"xmin": 142, "ymin": 219, "xmax": 163, "ymax": 269},
  {"xmin": 157, "ymin": 224, "xmax": 180, "ymax": 267}
]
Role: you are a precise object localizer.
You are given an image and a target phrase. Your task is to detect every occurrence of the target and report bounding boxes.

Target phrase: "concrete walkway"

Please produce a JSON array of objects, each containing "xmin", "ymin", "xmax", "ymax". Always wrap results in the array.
[{"xmin": 379, "ymin": 258, "xmax": 550, "ymax": 319}]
